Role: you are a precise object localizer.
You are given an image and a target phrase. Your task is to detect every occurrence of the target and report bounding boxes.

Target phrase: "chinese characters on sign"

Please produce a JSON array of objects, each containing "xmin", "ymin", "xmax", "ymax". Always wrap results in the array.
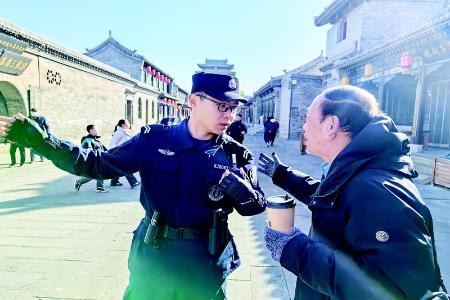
[{"xmin": 0, "ymin": 32, "xmax": 32, "ymax": 76}]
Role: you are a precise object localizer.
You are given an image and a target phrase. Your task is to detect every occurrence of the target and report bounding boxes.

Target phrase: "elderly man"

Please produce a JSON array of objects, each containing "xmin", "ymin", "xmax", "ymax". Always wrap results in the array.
[
  {"xmin": 258, "ymin": 85, "xmax": 445, "ymax": 299},
  {"xmin": 0, "ymin": 72, "xmax": 266, "ymax": 300}
]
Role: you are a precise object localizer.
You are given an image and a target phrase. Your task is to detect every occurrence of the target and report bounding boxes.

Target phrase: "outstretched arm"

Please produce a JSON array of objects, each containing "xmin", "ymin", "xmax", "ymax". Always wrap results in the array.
[{"xmin": 0, "ymin": 114, "xmax": 140, "ymax": 179}]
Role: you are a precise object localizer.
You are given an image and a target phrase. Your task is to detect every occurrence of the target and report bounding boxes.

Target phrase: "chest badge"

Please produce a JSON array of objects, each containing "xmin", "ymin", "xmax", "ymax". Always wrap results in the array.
[
  {"xmin": 375, "ymin": 231, "xmax": 389, "ymax": 243},
  {"xmin": 208, "ymin": 184, "xmax": 225, "ymax": 202},
  {"xmin": 158, "ymin": 149, "xmax": 175, "ymax": 156}
]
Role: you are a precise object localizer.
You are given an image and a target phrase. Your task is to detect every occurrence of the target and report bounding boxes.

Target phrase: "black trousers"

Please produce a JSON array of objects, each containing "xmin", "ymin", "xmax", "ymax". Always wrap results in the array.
[
  {"xmin": 9, "ymin": 143, "xmax": 25, "ymax": 165},
  {"xmin": 111, "ymin": 174, "xmax": 138, "ymax": 186},
  {"xmin": 123, "ymin": 219, "xmax": 225, "ymax": 300}
]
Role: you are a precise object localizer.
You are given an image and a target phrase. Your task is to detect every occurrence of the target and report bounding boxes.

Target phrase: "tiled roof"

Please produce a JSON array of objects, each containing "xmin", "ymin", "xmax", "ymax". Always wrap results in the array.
[
  {"xmin": 85, "ymin": 37, "xmax": 144, "ymax": 60},
  {"xmin": 0, "ymin": 18, "xmax": 135, "ymax": 82}
]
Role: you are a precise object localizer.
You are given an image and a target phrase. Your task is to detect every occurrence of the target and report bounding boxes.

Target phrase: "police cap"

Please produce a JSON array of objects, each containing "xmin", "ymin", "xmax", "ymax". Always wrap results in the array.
[{"xmin": 191, "ymin": 72, "xmax": 247, "ymax": 103}]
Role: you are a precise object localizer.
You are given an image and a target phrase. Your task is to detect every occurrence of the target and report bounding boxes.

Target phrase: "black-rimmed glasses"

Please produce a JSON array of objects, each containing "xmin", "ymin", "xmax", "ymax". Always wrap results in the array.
[{"xmin": 196, "ymin": 93, "xmax": 240, "ymax": 113}]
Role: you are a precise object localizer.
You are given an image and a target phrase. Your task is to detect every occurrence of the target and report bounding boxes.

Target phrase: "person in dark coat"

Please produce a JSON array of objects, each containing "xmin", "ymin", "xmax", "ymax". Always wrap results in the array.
[
  {"xmin": 263, "ymin": 116, "xmax": 273, "ymax": 147},
  {"xmin": 9, "ymin": 141, "xmax": 25, "ymax": 167},
  {"xmin": 258, "ymin": 85, "xmax": 444, "ymax": 299},
  {"xmin": 226, "ymin": 113, "xmax": 247, "ymax": 144},
  {"xmin": 263, "ymin": 116, "xmax": 279, "ymax": 147},
  {"xmin": 74, "ymin": 124, "xmax": 108, "ymax": 193},
  {"xmin": 0, "ymin": 72, "xmax": 266, "ymax": 300},
  {"xmin": 29, "ymin": 108, "xmax": 51, "ymax": 163}
]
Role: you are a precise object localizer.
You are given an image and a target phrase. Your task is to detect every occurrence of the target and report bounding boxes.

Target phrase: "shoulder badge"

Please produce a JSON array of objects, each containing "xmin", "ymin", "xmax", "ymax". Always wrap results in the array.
[
  {"xmin": 158, "ymin": 149, "xmax": 175, "ymax": 156},
  {"xmin": 140, "ymin": 124, "xmax": 171, "ymax": 135}
]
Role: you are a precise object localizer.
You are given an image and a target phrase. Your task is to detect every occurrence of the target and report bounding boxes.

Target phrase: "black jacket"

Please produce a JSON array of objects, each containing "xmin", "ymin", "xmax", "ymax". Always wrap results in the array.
[
  {"xmin": 226, "ymin": 120, "xmax": 247, "ymax": 142},
  {"xmin": 80, "ymin": 134, "xmax": 107, "ymax": 152},
  {"xmin": 273, "ymin": 115, "xmax": 441, "ymax": 299}
]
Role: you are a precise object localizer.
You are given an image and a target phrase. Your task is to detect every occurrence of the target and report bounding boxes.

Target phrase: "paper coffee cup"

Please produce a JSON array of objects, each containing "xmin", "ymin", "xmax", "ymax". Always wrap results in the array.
[{"xmin": 267, "ymin": 195, "xmax": 296, "ymax": 235}]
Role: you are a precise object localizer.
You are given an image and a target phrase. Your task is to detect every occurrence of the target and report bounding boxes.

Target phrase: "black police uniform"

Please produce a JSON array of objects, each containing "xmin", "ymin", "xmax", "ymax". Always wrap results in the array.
[
  {"xmin": 9, "ymin": 72, "xmax": 267, "ymax": 300},
  {"xmin": 27, "ymin": 119, "xmax": 264, "ymax": 299}
]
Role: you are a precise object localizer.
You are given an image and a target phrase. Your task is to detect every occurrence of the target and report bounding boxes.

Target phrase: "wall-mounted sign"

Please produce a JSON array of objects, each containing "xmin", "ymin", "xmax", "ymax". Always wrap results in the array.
[
  {"xmin": 0, "ymin": 49, "xmax": 32, "ymax": 75},
  {"xmin": 0, "ymin": 32, "xmax": 28, "ymax": 55}
]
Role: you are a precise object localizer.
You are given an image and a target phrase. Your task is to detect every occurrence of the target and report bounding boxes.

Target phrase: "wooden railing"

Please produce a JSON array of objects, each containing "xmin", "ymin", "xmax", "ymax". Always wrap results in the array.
[{"xmin": 432, "ymin": 158, "xmax": 450, "ymax": 188}]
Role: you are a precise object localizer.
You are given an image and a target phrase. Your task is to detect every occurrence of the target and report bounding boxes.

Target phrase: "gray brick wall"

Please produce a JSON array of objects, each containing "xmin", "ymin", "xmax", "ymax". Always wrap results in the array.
[
  {"xmin": 0, "ymin": 51, "xmax": 159, "ymax": 142},
  {"xmin": 326, "ymin": 0, "xmax": 442, "ymax": 60}
]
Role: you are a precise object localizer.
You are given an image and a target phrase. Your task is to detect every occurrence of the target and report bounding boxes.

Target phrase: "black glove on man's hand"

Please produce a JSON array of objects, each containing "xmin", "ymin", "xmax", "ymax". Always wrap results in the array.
[
  {"xmin": 257, "ymin": 152, "xmax": 283, "ymax": 178},
  {"xmin": 6, "ymin": 117, "xmax": 45, "ymax": 148},
  {"xmin": 219, "ymin": 171, "xmax": 257, "ymax": 206}
]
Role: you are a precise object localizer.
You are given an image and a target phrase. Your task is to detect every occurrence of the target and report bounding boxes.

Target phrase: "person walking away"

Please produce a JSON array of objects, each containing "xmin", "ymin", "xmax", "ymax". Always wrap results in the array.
[
  {"xmin": 268, "ymin": 117, "xmax": 279, "ymax": 146},
  {"xmin": 263, "ymin": 116, "xmax": 273, "ymax": 147},
  {"xmin": 110, "ymin": 119, "xmax": 140, "ymax": 188}
]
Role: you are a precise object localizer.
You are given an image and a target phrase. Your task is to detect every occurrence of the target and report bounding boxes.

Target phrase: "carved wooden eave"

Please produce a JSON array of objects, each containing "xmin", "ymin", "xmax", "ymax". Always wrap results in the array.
[{"xmin": 338, "ymin": 13, "xmax": 450, "ymax": 72}]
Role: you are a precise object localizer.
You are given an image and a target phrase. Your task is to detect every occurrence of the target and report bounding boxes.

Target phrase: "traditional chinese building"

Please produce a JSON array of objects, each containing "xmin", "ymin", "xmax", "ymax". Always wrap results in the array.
[
  {"xmin": 197, "ymin": 59, "xmax": 235, "ymax": 75},
  {"xmin": 85, "ymin": 33, "xmax": 189, "ymax": 123},
  {"xmin": 315, "ymin": 0, "xmax": 449, "ymax": 150},
  {"xmin": 0, "ymin": 18, "xmax": 188, "ymax": 143},
  {"xmin": 250, "ymin": 55, "xmax": 324, "ymax": 139}
]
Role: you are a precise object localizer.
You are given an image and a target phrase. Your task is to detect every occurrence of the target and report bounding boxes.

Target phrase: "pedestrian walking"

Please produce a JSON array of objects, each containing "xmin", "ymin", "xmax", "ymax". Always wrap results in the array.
[
  {"xmin": 29, "ymin": 108, "xmax": 51, "ymax": 163},
  {"xmin": 9, "ymin": 141, "xmax": 25, "ymax": 167},
  {"xmin": 258, "ymin": 85, "xmax": 445, "ymax": 299},
  {"xmin": 0, "ymin": 71, "xmax": 266, "ymax": 300},
  {"xmin": 110, "ymin": 119, "xmax": 140, "ymax": 188},
  {"xmin": 263, "ymin": 116, "xmax": 279, "ymax": 147},
  {"xmin": 74, "ymin": 124, "xmax": 109, "ymax": 193},
  {"xmin": 226, "ymin": 113, "xmax": 247, "ymax": 143}
]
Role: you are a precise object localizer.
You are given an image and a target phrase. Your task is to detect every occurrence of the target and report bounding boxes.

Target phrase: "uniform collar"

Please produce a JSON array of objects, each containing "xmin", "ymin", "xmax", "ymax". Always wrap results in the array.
[{"xmin": 174, "ymin": 118, "xmax": 224, "ymax": 150}]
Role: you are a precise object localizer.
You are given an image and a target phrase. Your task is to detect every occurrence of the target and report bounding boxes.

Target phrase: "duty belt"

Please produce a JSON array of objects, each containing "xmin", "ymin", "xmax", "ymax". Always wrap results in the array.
[{"xmin": 144, "ymin": 214, "xmax": 204, "ymax": 240}]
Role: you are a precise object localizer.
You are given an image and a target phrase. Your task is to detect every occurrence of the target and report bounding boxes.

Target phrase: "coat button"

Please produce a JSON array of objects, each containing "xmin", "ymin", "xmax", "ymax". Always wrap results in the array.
[
  {"xmin": 376, "ymin": 231, "xmax": 389, "ymax": 242},
  {"xmin": 312, "ymin": 200, "xmax": 317, "ymax": 205}
]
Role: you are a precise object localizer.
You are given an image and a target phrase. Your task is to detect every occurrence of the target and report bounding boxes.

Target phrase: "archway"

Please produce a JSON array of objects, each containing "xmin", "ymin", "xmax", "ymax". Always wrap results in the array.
[
  {"xmin": 0, "ymin": 81, "xmax": 26, "ymax": 143},
  {"xmin": 0, "ymin": 81, "xmax": 26, "ymax": 116}
]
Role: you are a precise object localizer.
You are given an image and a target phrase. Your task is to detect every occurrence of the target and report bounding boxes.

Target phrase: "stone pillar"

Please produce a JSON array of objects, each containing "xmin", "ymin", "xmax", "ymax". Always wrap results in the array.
[{"xmin": 410, "ymin": 65, "xmax": 426, "ymax": 152}]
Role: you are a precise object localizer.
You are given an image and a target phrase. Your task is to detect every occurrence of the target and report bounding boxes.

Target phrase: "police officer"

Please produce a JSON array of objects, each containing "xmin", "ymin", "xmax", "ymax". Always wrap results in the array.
[
  {"xmin": 0, "ymin": 72, "xmax": 266, "ymax": 300},
  {"xmin": 226, "ymin": 113, "xmax": 247, "ymax": 144}
]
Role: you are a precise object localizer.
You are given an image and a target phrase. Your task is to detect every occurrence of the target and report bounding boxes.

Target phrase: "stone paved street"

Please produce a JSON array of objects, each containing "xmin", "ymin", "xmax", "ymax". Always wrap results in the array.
[{"xmin": 1, "ymin": 132, "xmax": 449, "ymax": 300}]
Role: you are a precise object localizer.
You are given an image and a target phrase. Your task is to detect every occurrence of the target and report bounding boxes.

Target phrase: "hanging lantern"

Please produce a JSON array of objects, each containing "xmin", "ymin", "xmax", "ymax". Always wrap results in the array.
[
  {"xmin": 145, "ymin": 66, "xmax": 151, "ymax": 73},
  {"xmin": 167, "ymin": 78, "xmax": 171, "ymax": 84},
  {"xmin": 364, "ymin": 64, "xmax": 373, "ymax": 77},
  {"xmin": 400, "ymin": 53, "xmax": 414, "ymax": 69},
  {"xmin": 341, "ymin": 75, "xmax": 350, "ymax": 85},
  {"xmin": 156, "ymin": 71, "xmax": 161, "ymax": 79},
  {"xmin": 151, "ymin": 69, "xmax": 156, "ymax": 76},
  {"xmin": 163, "ymin": 98, "xmax": 167, "ymax": 104}
]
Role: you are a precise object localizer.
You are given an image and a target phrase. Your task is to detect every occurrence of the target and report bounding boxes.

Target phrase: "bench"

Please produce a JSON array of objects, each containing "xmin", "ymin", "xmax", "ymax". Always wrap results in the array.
[{"xmin": 432, "ymin": 158, "xmax": 450, "ymax": 189}]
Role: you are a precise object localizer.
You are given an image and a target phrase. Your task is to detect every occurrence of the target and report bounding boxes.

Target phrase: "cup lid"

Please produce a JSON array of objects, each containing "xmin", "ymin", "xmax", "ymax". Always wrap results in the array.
[{"xmin": 267, "ymin": 194, "xmax": 296, "ymax": 208}]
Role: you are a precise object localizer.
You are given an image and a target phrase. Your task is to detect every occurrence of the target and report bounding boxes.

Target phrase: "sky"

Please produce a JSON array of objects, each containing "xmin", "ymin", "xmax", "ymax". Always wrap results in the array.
[{"xmin": 1, "ymin": 0, "xmax": 332, "ymax": 94}]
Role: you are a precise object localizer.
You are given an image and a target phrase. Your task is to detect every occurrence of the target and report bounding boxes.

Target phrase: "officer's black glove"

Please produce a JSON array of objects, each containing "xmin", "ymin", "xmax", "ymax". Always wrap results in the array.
[
  {"xmin": 257, "ymin": 152, "xmax": 283, "ymax": 178},
  {"xmin": 5, "ymin": 117, "xmax": 45, "ymax": 148},
  {"xmin": 219, "ymin": 171, "xmax": 258, "ymax": 210}
]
